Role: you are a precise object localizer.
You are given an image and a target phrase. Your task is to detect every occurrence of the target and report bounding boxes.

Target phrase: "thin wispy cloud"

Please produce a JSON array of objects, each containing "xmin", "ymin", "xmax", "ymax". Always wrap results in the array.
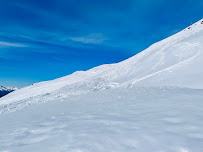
[
  {"xmin": 0, "ymin": 41, "xmax": 27, "ymax": 48},
  {"xmin": 70, "ymin": 33, "xmax": 106, "ymax": 44}
]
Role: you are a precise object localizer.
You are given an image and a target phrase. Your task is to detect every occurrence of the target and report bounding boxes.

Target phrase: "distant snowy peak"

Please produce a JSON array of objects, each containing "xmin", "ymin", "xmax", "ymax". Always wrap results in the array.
[
  {"xmin": 0, "ymin": 86, "xmax": 18, "ymax": 98},
  {"xmin": 0, "ymin": 86, "xmax": 18, "ymax": 92},
  {"xmin": 0, "ymin": 19, "xmax": 203, "ymax": 105}
]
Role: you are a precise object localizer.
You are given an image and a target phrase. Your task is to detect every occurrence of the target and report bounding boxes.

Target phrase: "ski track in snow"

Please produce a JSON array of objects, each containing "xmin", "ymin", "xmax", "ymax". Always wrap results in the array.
[{"xmin": 127, "ymin": 49, "xmax": 200, "ymax": 86}]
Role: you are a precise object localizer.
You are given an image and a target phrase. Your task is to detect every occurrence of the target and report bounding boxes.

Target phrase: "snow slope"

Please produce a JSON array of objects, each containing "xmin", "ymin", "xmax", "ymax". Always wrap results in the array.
[
  {"xmin": 0, "ymin": 19, "xmax": 203, "ymax": 152},
  {"xmin": 0, "ymin": 19, "xmax": 203, "ymax": 106},
  {"xmin": 0, "ymin": 20, "xmax": 203, "ymax": 106}
]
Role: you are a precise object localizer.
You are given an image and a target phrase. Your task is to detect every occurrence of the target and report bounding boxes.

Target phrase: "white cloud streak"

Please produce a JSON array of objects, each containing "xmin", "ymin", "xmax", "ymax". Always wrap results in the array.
[
  {"xmin": 70, "ymin": 33, "xmax": 106, "ymax": 44},
  {"xmin": 0, "ymin": 41, "xmax": 27, "ymax": 48}
]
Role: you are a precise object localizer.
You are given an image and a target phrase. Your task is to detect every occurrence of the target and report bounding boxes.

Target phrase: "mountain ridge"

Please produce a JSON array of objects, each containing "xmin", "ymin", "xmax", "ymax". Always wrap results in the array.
[{"xmin": 0, "ymin": 19, "xmax": 203, "ymax": 106}]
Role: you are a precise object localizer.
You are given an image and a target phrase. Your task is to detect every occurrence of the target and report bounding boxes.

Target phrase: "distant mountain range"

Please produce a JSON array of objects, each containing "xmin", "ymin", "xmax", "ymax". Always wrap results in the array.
[{"xmin": 0, "ymin": 86, "xmax": 18, "ymax": 98}]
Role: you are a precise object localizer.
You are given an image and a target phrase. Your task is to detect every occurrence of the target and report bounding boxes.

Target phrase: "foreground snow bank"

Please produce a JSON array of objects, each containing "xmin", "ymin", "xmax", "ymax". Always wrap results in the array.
[{"xmin": 0, "ymin": 87, "xmax": 203, "ymax": 152}]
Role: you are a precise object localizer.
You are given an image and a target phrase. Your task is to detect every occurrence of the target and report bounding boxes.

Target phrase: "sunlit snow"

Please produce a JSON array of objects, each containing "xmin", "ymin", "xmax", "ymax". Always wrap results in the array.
[{"xmin": 0, "ymin": 19, "xmax": 203, "ymax": 152}]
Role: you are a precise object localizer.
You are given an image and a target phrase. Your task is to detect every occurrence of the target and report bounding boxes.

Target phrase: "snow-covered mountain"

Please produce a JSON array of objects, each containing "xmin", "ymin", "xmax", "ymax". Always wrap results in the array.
[
  {"xmin": 1, "ymin": 19, "xmax": 203, "ymax": 106},
  {"xmin": 0, "ymin": 19, "xmax": 203, "ymax": 152},
  {"xmin": 0, "ymin": 86, "xmax": 18, "ymax": 98}
]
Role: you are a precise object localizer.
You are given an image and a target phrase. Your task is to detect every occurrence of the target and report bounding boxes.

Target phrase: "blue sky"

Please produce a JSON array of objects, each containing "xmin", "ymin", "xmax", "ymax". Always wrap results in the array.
[{"xmin": 0, "ymin": 0, "xmax": 202, "ymax": 87}]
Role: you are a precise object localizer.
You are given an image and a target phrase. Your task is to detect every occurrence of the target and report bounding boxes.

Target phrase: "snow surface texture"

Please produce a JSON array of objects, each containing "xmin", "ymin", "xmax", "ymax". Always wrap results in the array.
[
  {"xmin": 0, "ymin": 19, "xmax": 203, "ymax": 152},
  {"xmin": 1, "ymin": 88, "xmax": 203, "ymax": 152}
]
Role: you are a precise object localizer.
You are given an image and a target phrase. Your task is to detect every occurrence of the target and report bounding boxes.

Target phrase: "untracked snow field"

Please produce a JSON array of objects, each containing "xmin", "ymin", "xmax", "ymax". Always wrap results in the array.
[{"xmin": 0, "ymin": 87, "xmax": 203, "ymax": 152}]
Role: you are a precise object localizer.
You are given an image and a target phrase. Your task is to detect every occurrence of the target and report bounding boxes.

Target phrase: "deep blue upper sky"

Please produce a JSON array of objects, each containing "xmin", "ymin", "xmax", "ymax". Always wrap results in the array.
[{"xmin": 0, "ymin": 0, "xmax": 202, "ymax": 87}]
